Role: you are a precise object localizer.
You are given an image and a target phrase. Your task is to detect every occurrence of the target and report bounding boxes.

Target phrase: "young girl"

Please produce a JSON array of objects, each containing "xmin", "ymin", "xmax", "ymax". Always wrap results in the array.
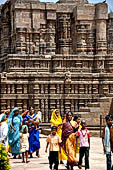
[
  {"xmin": 77, "ymin": 120, "xmax": 90, "ymax": 170},
  {"xmin": 20, "ymin": 125, "xmax": 29, "ymax": 163}
]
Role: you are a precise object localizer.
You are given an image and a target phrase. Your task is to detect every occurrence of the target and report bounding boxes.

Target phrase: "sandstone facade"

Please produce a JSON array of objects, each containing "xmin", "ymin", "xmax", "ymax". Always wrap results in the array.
[{"xmin": 0, "ymin": 0, "xmax": 113, "ymax": 125}]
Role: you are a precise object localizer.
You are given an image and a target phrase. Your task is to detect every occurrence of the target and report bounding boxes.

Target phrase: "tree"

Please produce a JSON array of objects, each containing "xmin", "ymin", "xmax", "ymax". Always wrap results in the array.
[{"xmin": 0, "ymin": 143, "xmax": 11, "ymax": 170}]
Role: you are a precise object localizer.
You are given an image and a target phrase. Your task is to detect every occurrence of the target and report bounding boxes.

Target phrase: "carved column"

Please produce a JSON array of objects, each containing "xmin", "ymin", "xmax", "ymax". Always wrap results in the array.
[
  {"xmin": 95, "ymin": 3, "xmax": 108, "ymax": 55},
  {"xmin": 45, "ymin": 99, "xmax": 48, "ymax": 122},
  {"xmin": 56, "ymin": 14, "xmax": 72, "ymax": 54}
]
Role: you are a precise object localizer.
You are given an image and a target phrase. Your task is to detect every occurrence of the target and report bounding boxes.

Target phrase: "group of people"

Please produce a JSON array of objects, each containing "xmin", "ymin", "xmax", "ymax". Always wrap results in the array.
[
  {"xmin": 2, "ymin": 107, "xmax": 112, "ymax": 170},
  {"xmin": 0, "ymin": 106, "xmax": 40, "ymax": 163},
  {"xmin": 0, "ymin": 107, "xmax": 90, "ymax": 170},
  {"xmin": 46, "ymin": 109, "xmax": 90, "ymax": 170}
]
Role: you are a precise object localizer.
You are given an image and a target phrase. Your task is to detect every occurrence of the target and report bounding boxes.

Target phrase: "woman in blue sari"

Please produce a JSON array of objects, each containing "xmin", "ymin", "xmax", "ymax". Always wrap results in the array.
[
  {"xmin": 24, "ymin": 106, "xmax": 40, "ymax": 158},
  {"xmin": 8, "ymin": 107, "xmax": 22, "ymax": 158}
]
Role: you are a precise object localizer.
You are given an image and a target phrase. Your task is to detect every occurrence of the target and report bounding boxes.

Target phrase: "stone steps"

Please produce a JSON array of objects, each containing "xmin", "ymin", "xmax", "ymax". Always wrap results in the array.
[
  {"xmin": 99, "ymin": 97, "xmax": 111, "ymax": 102},
  {"xmin": 79, "ymin": 107, "xmax": 90, "ymax": 112},
  {"xmin": 40, "ymin": 97, "xmax": 112, "ymax": 137},
  {"xmin": 75, "ymin": 97, "xmax": 112, "ymax": 126},
  {"xmin": 87, "ymin": 102, "xmax": 100, "ymax": 107}
]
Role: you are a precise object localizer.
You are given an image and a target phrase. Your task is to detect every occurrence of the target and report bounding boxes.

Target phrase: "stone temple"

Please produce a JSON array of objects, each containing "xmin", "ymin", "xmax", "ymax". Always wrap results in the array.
[{"xmin": 0, "ymin": 0, "xmax": 113, "ymax": 126}]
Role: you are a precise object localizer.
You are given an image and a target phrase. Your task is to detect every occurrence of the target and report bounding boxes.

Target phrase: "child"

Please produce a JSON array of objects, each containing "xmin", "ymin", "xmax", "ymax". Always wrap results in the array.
[
  {"xmin": 77, "ymin": 120, "xmax": 90, "ymax": 170},
  {"xmin": 45, "ymin": 126, "xmax": 62, "ymax": 170},
  {"xmin": 103, "ymin": 115, "xmax": 112, "ymax": 170},
  {"xmin": 20, "ymin": 125, "xmax": 29, "ymax": 163}
]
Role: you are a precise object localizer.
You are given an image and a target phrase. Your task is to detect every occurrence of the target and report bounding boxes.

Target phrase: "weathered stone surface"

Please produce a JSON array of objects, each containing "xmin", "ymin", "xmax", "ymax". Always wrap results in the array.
[{"xmin": 0, "ymin": 0, "xmax": 113, "ymax": 126}]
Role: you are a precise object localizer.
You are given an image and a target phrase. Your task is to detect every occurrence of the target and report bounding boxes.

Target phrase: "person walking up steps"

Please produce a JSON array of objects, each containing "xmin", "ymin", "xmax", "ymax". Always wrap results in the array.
[{"xmin": 45, "ymin": 126, "xmax": 62, "ymax": 170}]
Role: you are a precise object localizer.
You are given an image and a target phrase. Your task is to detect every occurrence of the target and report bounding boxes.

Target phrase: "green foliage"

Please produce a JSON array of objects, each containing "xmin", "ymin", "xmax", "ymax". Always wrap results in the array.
[{"xmin": 0, "ymin": 143, "xmax": 11, "ymax": 170}]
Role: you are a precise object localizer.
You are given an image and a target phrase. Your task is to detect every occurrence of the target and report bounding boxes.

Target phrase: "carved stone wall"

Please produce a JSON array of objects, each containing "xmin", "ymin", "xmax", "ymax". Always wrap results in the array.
[{"xmin": 0, "ymin": 0, "xmax": 113, "ymax": 125}]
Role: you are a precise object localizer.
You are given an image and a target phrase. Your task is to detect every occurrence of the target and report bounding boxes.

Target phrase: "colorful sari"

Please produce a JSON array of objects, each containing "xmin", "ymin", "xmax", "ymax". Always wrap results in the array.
[
  {"xmin": 62, "ymin": 120, "xmax": 78, "ymax": 166},
  {"xmin": 75, "ymin": 124, "xmax": 82, "ymax": 153},
  {"xmin": 24, "ymin": 113, "xmax": 40, "ymax": 153},
  {"xmin": 7, "ymin": 107, "xmax": 22, "ymax": 156},
  {"xmin": 50, "ymin": 109, "xmax": 67, "ymax": 161},
  {"xmin": 21, "ymin": 110, "xmax": 29, "ymax": 124}
]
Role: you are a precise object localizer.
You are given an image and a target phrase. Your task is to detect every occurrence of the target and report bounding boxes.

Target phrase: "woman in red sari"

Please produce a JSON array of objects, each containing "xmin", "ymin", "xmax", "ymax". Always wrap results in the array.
[{"xmin": 62, "ymin": 111, "xmax": 78, "ymax": 170}]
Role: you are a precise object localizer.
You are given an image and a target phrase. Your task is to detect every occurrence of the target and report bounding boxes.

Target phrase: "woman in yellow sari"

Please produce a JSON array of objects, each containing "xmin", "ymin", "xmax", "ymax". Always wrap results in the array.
[
  {"xmin": 50, "ymin": 109, "xmax": 67, "ymax": 162},
  {"xmin": 62, "ymin": 111, "xmax": 78, "ymax": 170}
]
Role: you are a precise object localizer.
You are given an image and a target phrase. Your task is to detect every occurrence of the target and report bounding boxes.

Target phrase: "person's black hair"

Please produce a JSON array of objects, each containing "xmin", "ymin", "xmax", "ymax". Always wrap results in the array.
[
  {"xmin": 66, "ymin": 111, "xmax": 73, "ymax": 116},
  {"xmin": 29, "ymin": 106, "xmax": 33, "ymax": 110},
  {"xmin": 73, "ymin": 115, "xmax": 79, "ymax": 121},
  {"xmin": 51, "ymin": 126, "xmax": 57, "ymax": 130},
  {"xmin": 110, "ymin": 114, "xmax": 113, "ymax": 120},
  {"xmin": 105, "ymin": 115, "xmax": 111, "ymax": 122}
]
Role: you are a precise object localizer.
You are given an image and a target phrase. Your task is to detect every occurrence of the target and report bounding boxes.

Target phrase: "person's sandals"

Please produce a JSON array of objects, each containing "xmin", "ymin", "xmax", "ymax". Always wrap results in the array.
[
  {"xmin": 30, "ymin": 153, "xmax": 33, "ymax": 158},
  {"xmin": 18, "ymin": 155, "xmax": 22, "ymax": 159},
  {"xmin": 78, "ymin": 165, "xmax": 82, "ymax": 169},
  {"xmin": 60, "ymin": 160, "xmax": 64, "ymax": 164},
  {"xmin": 36, "ymin": 152, "xmax": 40, "ymax": 158}
]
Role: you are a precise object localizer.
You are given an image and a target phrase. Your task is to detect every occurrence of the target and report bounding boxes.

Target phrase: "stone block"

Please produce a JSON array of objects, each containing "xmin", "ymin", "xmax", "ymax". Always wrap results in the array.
[
  {"xmin": 95, "ymin": 3, "xmax": 108, "ymax": 20},
  {"xmin": 33, "ymin": 11, "xmax": 40, "ymax": 30},
  {"xmin": 109, "ymin": 12, "xmax": 113, "ymax": 19},
  {"xmin": 15, "ymin": 11, "xmax": 31, "ymax": 29},
  {"xmin": 15, "ymin": 3, "xmax": 31, "ymax": 9},
  {"xmin": 32, "ymin": 2, "xmax": 46, "ymax": 10},
  {"xmin": 47, "ymin": 11, "xmax": 56, "ymax": 20},
  {"xmin": 57, "ymin": 3, "xmax": 75, "ymax": 12},
  {"xmin": 75, "ymin": 4, "xmax": 95, "ymax": 20},
  {"xmin": 46, "ymin": 3, "xmax": 57, "ymax": 10}
]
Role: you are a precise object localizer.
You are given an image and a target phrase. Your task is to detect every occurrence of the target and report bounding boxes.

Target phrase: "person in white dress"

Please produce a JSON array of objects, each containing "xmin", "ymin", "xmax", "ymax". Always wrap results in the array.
[{"xmin": 0, "ymin": 114, "xmax": 8, "ymax": 149}]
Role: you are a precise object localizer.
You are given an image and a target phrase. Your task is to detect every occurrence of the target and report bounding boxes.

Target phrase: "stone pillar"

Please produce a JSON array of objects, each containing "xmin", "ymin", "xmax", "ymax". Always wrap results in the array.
[
  {"xmin": 11, "ymin": 100, "xmax": 15, "ymax": 110},
  {"xmin": 23, "ymin": 85, "xmax": 28, "ymax": 94},
  {"xmin": 41, "ymin": 99, "xmax": 45, "ymax": 121},
  {"xmin": 17, "ymin": 84, "xmax": 22, "ymax": 94},
  {"xmin": 7, "ymin": 100, "xmax": 10, "ymax": 109},
  {"xmin": 7, "ymin": 84, "xmax": 10, "ymax": 94},
  {"xmin": 34, "ymin": 84, "xmax": 40, "ymax": 110},
  {"xmin": 107, "ymin": 13, "xmax": 113, "ymax": 55},
  {"xmin": 23, "ymin": 100, "xmax": 28, "ymax": 110},
  {"xmin": 1, "ymin": 100, "xmax": 7, "ymax": 112},
  {"xmin": 45, "ymin": 99, "xmax": 48, "ymax": 122},
  {"xmin": 95, "ymin": 3, "xmax": 108, "ymax": 55},
  {"xmin": 56, "ymin": 14, "xmax": 72, "ymax": 54},
  {"xmin": 12, "ymin": 84, "xmax": 15, "ymax": 94}
]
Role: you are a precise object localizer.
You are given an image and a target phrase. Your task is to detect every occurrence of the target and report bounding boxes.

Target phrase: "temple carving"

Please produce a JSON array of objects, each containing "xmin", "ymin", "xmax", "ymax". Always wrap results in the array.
[{"xmin": 0, "ymin": 0, "xmax": 113, "ymax": 125}]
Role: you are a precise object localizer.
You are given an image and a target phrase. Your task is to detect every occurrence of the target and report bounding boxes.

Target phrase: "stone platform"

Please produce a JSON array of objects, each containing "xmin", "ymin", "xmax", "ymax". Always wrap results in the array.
[{"xmin": 10, "ymin": 135, "xmax": 106, "ymax": 170}]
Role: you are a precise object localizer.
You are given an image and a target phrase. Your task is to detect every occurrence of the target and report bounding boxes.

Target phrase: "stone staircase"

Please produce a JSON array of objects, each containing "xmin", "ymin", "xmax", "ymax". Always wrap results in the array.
[
  {"xmin": 75, "ymin": 97, "xmax": 112, "ymax": 125},
  {"xmin": 73, "ymin": 97, "xmax": 113, "ymax": 136},
  {"xmin": 40, "ymin": 97, "xmax": 113, "ymax": 137}
]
